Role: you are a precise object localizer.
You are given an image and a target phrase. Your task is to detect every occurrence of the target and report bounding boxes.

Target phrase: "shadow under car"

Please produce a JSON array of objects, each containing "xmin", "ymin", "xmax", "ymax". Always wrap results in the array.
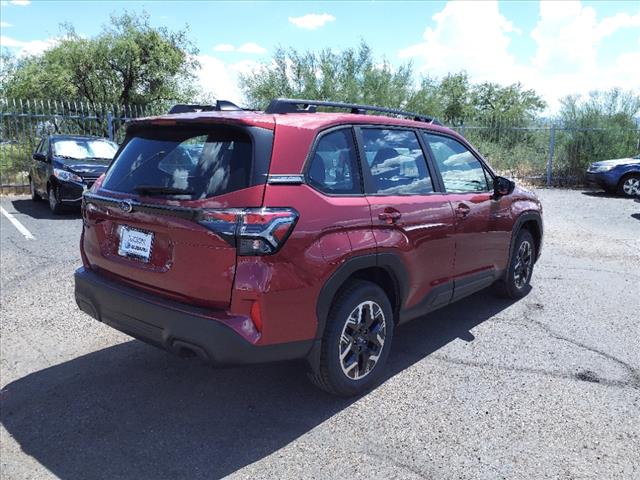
[{"xmin": 1, "ymin": 289, "xmax": 523, "ymax": 480}]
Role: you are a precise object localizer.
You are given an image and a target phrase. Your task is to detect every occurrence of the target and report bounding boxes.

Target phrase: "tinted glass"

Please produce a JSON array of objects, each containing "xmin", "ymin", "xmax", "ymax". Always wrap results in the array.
[
  {"xmin": 424, "ymin": 134, "xmax": 489, "ymax": 193},
  {"xmin": 361, "ymin": 129, "xmax": 433, "ymax": 195},
  {"xmin": 307, "ymin": 129, "xmax": 361, "ymax": 194},
  {"xmin": 102, "ymin": 126, "xmax": 253, "ymax": 199},
  {"xmin": 52, "ymin": 138, "xmax": 117, "ymax": 161}
]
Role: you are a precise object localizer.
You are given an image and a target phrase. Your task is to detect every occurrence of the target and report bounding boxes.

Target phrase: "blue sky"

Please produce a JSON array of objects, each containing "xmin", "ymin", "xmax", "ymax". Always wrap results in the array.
[{"xmin": 1, "ymin": 1, "xmax": 639, "ymax": 111}]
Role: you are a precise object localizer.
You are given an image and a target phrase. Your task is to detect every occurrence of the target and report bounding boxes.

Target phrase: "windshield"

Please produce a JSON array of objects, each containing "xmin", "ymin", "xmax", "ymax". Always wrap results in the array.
[
  {"xmin": 53, "ymin": 138, "xmax": 118, "ymax": 161},
  {"xmin": 101, "ymin": 126, "xmax": 254, "ymax": 199}
]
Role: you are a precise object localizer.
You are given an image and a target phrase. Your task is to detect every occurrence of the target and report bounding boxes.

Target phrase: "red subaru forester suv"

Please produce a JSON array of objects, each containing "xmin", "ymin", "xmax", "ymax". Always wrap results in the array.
[{"xmin": 75, "ymin": 99, "xmax": 543, "ymax": 396}]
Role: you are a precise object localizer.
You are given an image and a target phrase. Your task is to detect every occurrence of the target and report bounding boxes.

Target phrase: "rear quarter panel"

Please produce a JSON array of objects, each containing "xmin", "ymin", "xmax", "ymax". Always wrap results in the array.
[{"xmin": 232, "ymin": 183, "xmax": 376, "ymax": 345}]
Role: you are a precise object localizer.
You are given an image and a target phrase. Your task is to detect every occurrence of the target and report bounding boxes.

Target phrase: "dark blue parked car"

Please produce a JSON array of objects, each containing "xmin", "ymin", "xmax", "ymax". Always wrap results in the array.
[
  {"xmin": 29, "ymin": 135, "xmax": 118, "ymax": 214},
  {"xmin": 586, "ymin": 155, "xmax": 640, "ymax": 197}
]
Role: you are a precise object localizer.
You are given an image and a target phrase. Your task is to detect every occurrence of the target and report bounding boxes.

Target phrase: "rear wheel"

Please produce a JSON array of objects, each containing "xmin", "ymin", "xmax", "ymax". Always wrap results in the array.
[
  {"xmin": 618, "ymin": 174, "xmax": 640, "ymax": 197},
  {"xmin": 30, "ymin": 178, "xmax": 41, "ymax": 201},
  {"xmin": 308, "ymin": 280, "xmax": 394, "ymax": 396},
  {"xmin": 495, "ymin": 229, "xmax": 535, "ymax": 299},
  {"xmin": 48, "ymin": 184, "xmax": 63, "ymax": 214}
]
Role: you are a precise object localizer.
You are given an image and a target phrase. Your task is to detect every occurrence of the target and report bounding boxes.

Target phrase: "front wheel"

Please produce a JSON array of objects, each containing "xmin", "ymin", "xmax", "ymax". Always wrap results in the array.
[
  {"xmin": 48, "ymin": 185, "xmax": 63, "ymax": 214},
  {"xmin": 308, "ymin": 281, "xmax": 394, "ymax": 396},
  {"xmin": 618, "ymin": 174, "xmax": 640, "ymax": 197},
  {"xmin": 495, "ymin": 229, "xmax": 535, "ymax": 299},
  {"xmin": 30, "ymin": 178, "xmax": 41, "ymax": 201}
]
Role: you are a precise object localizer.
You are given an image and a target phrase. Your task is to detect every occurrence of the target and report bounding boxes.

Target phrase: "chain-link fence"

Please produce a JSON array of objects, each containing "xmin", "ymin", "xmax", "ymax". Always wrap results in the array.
[
  {"xmin": 451, "ymin": 121, "xmax": 640, "ymax": 186},
  {"xmin": 1, "ymin": 98, "xmax": 639, "ymax": 192},
  {"xmin": 0, "ymin": 98, "xmax": 168, "ymax": 192}
]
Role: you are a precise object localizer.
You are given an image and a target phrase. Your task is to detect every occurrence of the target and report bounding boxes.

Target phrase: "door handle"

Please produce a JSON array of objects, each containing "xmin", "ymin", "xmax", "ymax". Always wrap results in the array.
[
  {"xmin": 455, "ymin": 203, "xmax": 471, "ymax": 218},
  {"xmin": 378, "ymin": 209, "xmax": 402, "ymax": 224}
]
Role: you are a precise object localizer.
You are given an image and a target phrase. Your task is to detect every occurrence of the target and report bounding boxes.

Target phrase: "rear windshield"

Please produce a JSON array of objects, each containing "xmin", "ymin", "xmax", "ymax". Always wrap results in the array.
[{"xmin": 101, "ymin": 126, "xmax": 257, "ymax": 199}]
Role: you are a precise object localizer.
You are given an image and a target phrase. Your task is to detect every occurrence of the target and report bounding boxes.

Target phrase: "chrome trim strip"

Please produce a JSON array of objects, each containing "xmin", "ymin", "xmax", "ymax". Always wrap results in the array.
[
  {"xmin": 267, "ymin": 174, "xmax": 305, "ymax": 185},
  {"xmin": 82, "ymin": 192, "xmax": 199, "ymax": 220}
]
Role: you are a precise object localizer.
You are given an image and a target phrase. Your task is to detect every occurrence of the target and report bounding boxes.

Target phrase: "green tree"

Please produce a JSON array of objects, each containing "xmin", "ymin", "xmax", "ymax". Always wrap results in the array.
[
  {"xmin": 3, "ymin": 12, "xmax": 199, "ymax": 107},
  {"xmin": 240, "ymin": 41, "xmax": 417, "ymax": 112},
  {"xmin": 471, "ymin": 82, "xmax": 545, "ymax": 125},
  {"xmin": 555, "ymin": 89, "xmax": 640, "ymax": 175},
  {"xmin": 437, "ymin": 72, "xmax": 472, "ymax": 126}
]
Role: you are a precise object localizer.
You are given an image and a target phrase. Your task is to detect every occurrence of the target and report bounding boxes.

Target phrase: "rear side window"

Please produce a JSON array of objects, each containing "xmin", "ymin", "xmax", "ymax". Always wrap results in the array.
[
  {"xmin": 360, "ymin": 128, "xmax": 434, "ymax": 195},
  {"xmin": 307, "ymin": 129, "xmax": 361, "ymax": 195},
  {"xmin": 102, "ymin": 126, "xmax": 257, "ymax": 199},
  {"xmin": 423, "ymin": 134, "xmax": 489, "ymax": 193}
]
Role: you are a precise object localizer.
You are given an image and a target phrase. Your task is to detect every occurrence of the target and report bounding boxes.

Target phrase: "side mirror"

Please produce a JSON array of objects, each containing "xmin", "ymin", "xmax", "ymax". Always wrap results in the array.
[
  {"xmin": 32, "ymin": 152, "xmax": 47, "ymax": 162},
  {"xmin": 494, "ymin": 176, "xmax": 515, "ymax": 197}
]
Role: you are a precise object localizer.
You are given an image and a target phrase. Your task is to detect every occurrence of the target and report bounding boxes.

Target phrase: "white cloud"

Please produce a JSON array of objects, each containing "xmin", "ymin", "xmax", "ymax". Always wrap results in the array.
[
  {"xmin": 237, "ymin": 42, "xmax": 267, "ymax": 54},
  {"xmin": 0, "ymin": 35, "xmax": 58, "ymax": 56},
  {"xmin": 529, "ymin": 1, "xmax": 640, "ymax": 110},
  {"xmin": 212, "ymin": 42, "xmax": 267, "ymax": 54},
  {"xmin": 195, "ymin": 55, "xmax": 259, "ymax": 104},
  {"xmin": 0, "ymin": 35, "xmax": 21, "ymax": 47},
  {"xmin": 399, "ymin": 1, "xmax": 522, "ymax": 84},
  {"xmin": 213, "ymin": 43, "xmax": 234, "ymax": 52},
  {"xmin": 288, "ymin": 13, "xmax": 335, "ymax": 30},
  {"xmin": 1, "ymin": 21, "xmax": 12, "ymax": 27},
  {"xmin": 9, "ymin": 0, "xmax": 31, "ymax": 5},
  {"xmin": 398, "ymin": 0, "xmax": 640, "ymax": 113}
]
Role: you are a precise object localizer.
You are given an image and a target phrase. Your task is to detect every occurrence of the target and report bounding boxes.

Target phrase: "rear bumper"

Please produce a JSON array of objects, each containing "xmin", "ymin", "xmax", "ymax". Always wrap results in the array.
[{"xmin": 74, "ymin": 267, "xmax": 313, "ymax": 365}]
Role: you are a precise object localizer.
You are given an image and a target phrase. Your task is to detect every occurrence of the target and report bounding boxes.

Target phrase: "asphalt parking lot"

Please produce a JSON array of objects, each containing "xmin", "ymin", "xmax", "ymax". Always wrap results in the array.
[{"xmin": 1, "ymin": 189, "xmax": 639, "ymax": 480}]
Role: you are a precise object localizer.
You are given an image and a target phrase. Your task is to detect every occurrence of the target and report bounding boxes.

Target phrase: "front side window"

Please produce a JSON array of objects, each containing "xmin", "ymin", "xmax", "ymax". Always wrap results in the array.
[
  {"xmin": 424, "ymin": 134, "xmax": 489, "ymax": 193},
  {"xmin": 307, "ymin": 128, "xmax": 361, "ymax": 194},
  {"xmin": 102, "ymin": 126, "xmax": 254, "ymax": 199},
  {"xmin": 360, "ymin": 128, "xmax": 433, "ymax": 195},
  {"xmin": 37, "ymin": 138, "xmax": 49, "ymax": 155}
]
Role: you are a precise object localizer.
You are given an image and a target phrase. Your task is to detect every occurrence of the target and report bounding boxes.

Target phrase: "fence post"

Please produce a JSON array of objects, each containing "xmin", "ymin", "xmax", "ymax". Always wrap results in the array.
[
  {"xmin": 460, "ymin": 125, "xmax": 465, "ymax": 138},
  {"xmin": 546, "ymin": 124, "xmax": 556, "ymax": 187},
  {"xmin": 107, "ymin": 111, "xmax": 114, "ymax": 140}
]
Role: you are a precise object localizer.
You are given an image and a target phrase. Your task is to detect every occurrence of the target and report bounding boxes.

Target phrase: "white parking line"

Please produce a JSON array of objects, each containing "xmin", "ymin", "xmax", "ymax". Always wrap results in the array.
[{"xmin": 0, "ymin": 206, "xmax": 35, "ymax": 240}]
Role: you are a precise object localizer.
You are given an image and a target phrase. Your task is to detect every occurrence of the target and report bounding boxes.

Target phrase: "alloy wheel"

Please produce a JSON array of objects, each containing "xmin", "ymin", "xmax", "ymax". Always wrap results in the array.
[
  {"xmin": 622, "ymin": 177, "xmax": 640, "ymax": 196},
  {"xmin": 513, "ymin": 240, "xmax": 533, "ymax": 289},
  {"xmin": 338, "ymin": 300, "xmax": 386, "ymax": 380}
]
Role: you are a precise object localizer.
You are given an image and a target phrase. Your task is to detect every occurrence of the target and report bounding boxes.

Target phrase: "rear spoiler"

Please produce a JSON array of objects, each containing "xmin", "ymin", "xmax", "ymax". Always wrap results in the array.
[{"xmin": 168, "ymin": 101, "xmax": 243, "ymax": 114}]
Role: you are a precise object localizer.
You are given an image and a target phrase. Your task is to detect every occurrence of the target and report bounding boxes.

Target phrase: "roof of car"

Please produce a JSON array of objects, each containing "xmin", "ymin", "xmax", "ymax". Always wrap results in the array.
[{"xmin": 131, "ymin": 110, "xmax": 458, "ymax": 137}]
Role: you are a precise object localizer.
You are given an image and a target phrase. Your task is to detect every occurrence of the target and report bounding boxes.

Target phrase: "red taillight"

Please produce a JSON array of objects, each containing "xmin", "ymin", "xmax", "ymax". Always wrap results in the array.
[
  {"xmin": 198, "ymin": 208, "xmax": 298, "ymax": 256},
  {"xmin": 250, "ymin": 301, "xmax": 263, "ymax": 332}
]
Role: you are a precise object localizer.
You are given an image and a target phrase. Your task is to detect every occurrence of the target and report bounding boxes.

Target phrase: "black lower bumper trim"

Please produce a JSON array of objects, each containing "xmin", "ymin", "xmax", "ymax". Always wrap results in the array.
[{"xmin": 74, "ymin": 267, "xmax": 313, "ymax": 365}]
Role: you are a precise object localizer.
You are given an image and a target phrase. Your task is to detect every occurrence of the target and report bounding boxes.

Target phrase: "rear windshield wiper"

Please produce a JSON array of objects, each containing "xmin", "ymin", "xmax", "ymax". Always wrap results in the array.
[{"xmin": 134, "ymin": 185, "xmax": 194, "ymax": 196}]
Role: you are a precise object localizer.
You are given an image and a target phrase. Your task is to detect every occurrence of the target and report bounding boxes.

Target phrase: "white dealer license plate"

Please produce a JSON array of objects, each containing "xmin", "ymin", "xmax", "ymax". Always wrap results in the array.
[{"xmin": 118, "ymin": 226, "xmax": 153, "ymax": 261}]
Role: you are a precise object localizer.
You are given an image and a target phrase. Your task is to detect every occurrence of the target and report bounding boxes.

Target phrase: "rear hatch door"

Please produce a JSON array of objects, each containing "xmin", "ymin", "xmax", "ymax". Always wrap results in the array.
[{"xmin": 82, "ymin": 120, "xmax": 273, "ymax": 309}]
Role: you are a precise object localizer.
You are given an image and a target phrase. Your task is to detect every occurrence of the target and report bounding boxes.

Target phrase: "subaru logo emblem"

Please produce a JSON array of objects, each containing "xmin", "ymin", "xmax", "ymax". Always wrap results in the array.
[{"xmin": 118, "ymin": 200, "xmax": 133, "ymax": 213}]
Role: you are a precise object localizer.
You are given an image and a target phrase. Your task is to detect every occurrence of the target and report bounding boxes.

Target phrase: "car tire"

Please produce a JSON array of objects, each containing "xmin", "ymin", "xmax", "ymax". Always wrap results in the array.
[
  {"xmin": 617, "ymin": 174, "xmax": 640, "ymax": 197},
  {"xmin": 30, "ymin": 178, "xmax": 41, "ymax": 201},
  {"xmin": 495, "ymin": 229, "xmax": 535, "ymax": 299},
  {"xmin": 47, "ymin": 184, "xmax": 63, "ymax": 214},
  {"xmin": 308, "ymin": 280, "xmax": 394, "ymax": 397}
]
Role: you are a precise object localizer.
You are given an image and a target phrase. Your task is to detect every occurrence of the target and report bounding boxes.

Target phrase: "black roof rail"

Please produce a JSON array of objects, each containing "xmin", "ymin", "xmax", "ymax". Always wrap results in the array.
[
  {"xmin": 264, "ymin": 98, "xmax": 441, "ymax": 125},
  {"xmin": 168, "ymin": 100, "xmax": 243, "ymax": 114}
]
